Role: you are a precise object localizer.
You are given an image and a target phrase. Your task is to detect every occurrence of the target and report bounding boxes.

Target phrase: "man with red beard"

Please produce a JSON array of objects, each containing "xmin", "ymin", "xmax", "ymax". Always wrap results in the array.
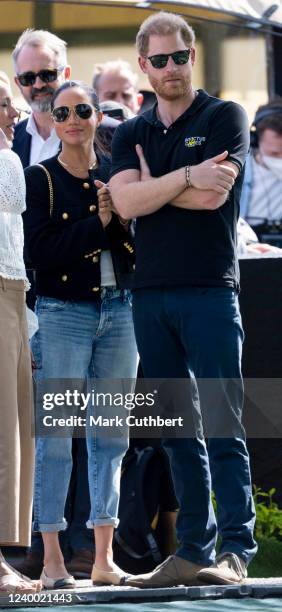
[{"xmin": 110, "ymin": 11, "xmax": 257, "ymax": 588}]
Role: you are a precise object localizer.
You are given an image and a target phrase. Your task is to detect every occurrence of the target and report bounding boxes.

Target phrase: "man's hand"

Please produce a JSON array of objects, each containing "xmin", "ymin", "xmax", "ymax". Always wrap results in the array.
[
  {"xmin": 190, "ymin": 151, "xmax": 236, "ymax": 194},
  {"xmin": 95, "ymin": 179, "xmax": 112, "ymax": 228},
  {"xmin": 136, "ymin": 145, "xmax": 235, "ymax": 195},
  {"xmin": 246, "ymin": 243, "xmax": 282, "ymax": 254},
  {"xmin": 135, "ymin": 144, "xmax": 153, "ymax": 181},
  {"xmin": 0, "ymin": 128, "xmax": 11, "ymax": 150}
]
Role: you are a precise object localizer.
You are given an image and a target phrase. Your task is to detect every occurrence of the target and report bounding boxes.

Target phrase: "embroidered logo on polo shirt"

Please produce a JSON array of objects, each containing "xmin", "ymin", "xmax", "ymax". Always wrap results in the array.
[{"xmin": 185, "ymin": 136, "xmax": 206, "ymax": 148}]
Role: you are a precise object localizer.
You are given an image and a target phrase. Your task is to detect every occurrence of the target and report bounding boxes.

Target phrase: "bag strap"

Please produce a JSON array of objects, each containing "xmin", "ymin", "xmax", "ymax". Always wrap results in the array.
[
  {"xmin": 36, "ymin": 163, "xmax": 54, "ymax": 217},
  {"xmin": 135, "ymin": 448, "xmax": 162, "ymax": 563}
]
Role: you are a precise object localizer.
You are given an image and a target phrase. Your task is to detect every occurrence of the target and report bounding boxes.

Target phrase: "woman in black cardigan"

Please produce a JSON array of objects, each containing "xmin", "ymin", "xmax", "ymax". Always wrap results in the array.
[{"xmin": 24, "ymin": 81, "xmax": 137, "ymax": 589}]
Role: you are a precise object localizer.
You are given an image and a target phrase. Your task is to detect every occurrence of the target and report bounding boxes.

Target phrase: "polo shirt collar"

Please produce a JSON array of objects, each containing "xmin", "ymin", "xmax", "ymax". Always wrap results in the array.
[{"xmin": 143, "ymin": 89, "xmax": 209, "ymax": 126}]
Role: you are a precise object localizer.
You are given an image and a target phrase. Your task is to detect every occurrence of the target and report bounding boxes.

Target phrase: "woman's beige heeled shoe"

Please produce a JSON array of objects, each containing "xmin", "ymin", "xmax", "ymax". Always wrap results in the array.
[
  {"xmin": 91, "ymin": 563, "xmax": 131, "ymax": 586},
  {"xmin": 40, "ymin": 567, "xmax": 76, "ymax": 590}
]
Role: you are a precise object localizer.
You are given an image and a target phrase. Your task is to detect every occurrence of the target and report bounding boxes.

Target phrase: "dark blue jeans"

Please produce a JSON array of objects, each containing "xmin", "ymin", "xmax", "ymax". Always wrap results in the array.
[{"xmin": 132, "ymin": 287, "xmax": 257, "ymax": 567}]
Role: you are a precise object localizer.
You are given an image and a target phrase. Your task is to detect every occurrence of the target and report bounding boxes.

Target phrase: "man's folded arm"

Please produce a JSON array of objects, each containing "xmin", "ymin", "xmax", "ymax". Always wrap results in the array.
[
  {"xmin": 109, "ymin": 167, "xmax": 187, "ymax": 220},
  {"xmin": 170, "ymin": 161, "xmax": 239, "ymax": 211},
  {"xmin": 110, "ymin": 158, "xmax": 238, "ymax": 219}
]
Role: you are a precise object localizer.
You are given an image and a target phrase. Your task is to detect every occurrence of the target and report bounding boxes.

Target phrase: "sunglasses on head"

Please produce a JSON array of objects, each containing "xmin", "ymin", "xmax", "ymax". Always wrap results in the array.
[
  {"xmin": 17, "ymin": 67, "xmax": 65, "ymax": 87},
  {"xmin": 146, "ymin": 49, "xmax": 191, "ymax": 69},
  {"xmin": 52, "ymin": 103, "xmax": 97, "ymax": 123}
]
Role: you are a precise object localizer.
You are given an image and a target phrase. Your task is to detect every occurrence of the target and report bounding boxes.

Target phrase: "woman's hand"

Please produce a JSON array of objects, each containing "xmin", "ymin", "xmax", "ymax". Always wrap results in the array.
[
  {"xmin": 95, "ymin": 180, "xmax": 112, "ymax": 228},
  {"xmin": 95, "ymin": 179, "xmax": 129, "ymax": 228}
]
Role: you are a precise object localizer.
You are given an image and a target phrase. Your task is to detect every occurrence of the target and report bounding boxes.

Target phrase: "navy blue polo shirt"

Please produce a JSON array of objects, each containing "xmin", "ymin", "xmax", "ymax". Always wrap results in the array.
[{"xmin": 111, "ymin": 89, "xmax": 250, "ymax": 290}]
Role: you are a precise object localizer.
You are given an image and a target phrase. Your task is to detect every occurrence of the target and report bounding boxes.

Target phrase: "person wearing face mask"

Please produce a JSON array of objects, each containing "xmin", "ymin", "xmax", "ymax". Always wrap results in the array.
[{"xmin": 240, "ymin": 100, "xmax": 282, "ymax": 247}]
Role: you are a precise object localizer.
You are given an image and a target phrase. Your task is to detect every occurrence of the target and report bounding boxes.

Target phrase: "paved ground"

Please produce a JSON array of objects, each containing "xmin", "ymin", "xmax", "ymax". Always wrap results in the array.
[
  {"xmin": 1, "ymin": 577, "xmax": 282, "ymax": 608},
  {"xmin": 1, "ymin": 550, "xmax": 282, "ymax": 607}
]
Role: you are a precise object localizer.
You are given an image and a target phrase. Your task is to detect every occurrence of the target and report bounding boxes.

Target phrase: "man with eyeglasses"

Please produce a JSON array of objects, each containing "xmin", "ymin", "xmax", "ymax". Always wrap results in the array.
[
  {"xmin": 12, "ymin": 29, "xmax": 119, "ymax": 166},
  {"xmin": 12, "ymin": 29, "xmax": 70, "ymax": 167},
  {"xmin": 110, "ymin": 11, "xmax": 257, "ymax": 588}
]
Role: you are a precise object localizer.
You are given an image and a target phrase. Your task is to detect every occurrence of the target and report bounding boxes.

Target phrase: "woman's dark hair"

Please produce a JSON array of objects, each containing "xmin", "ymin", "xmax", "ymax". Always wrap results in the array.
[{"xmin": 51, "ymin": 80, "xmax": 108, "ymax": 155}]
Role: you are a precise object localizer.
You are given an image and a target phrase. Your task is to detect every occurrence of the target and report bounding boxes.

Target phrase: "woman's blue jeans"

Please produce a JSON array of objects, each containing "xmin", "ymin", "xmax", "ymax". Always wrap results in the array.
[{"xmin": 32, "ymin": 288, "xmax": 137, "ymax": 532}]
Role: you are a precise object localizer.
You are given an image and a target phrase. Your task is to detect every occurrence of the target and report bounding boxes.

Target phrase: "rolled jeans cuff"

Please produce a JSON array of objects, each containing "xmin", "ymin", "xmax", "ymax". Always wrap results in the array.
[
  {"xmin": 87, "ymin": 518, "xmax": 119, "ymax": 529},
  {"xmin": 33, "ymin": 518, "xmax": 68, "ymax": 533}
]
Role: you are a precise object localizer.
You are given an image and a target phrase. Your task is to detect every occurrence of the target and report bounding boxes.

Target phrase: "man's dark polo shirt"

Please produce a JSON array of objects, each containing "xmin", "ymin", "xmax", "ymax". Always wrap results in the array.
[{"xmin": 111, "ymin": 89, "xmax": 250, "ymax": 290}]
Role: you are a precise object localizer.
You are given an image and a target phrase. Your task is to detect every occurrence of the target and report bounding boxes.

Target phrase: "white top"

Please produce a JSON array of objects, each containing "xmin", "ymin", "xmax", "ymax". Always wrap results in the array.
[
  {"xmin": 26, "ymin": 306, "xmax": 39, "ymax": 339},
  {"xmin": 237, "ymin": 217, "xmax": 258, "ymax": 255},
  {"xmin": 26, "ymin": 113, "xmax": 60, "ymax": 165},
  {"xmin": 246, "ymin": 159, "xmax": 282, "ymax": 225},
  {"xmin": 0, "ymin": 149, "xmax": 28, "ymax": 282},
  {"xmin": 100, "ymin": 250, "xmax": 116, "ymax": 287}
]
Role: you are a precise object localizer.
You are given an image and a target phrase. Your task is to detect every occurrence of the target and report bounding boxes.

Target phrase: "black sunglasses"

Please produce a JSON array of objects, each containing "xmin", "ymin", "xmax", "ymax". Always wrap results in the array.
[
  {"xmin": 147, "ymin": 49, "xmax": 191, "ymax": 69},
  {"xmin": 52, "ymin": 103, "xmax": 97, "ymax": 123},
  {"xmin": 17, "ymin": 67, "xmax": 64, "ymax": 87},
  {"xmin": 102, "ymin": 107, "xmax": 125, "ymax": 121}
]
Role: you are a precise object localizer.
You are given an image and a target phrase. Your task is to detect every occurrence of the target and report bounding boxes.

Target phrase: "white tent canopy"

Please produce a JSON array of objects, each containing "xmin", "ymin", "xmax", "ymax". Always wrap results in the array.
[
  {"xmin": 29, "ymin": 0, "xmax": 282, "ymax": 27},
  {"xmin": 155, "ymin": 0, "xmax": 282, "ymax": 24}
]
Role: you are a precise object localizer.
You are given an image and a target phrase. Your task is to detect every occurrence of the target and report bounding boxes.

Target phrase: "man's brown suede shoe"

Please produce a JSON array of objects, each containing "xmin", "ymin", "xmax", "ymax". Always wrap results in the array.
[
  {"xmin": 124, "ymin": 555, "xmax": 205, "ymax": 588},
  {"xmin": 12, "ymin": 551, "xmax": 43, "ymax": 580},
  {"xmin": 66, "ymin": 549, "xmax": 95, "ymax": 579},
  {"xmin": 197, "ymin": 552, "xmax": 247, "ymax": 585}
]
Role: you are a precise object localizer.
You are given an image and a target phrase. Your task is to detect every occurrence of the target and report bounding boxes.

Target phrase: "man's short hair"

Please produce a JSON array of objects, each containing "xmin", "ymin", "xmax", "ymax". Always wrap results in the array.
[
  {"xmin": 136, "ymin": 11, "xmax": 195, "ymax": 57},
  {"xmin": 255, "ymin": 98, "xmax": 282, "ymax": 139},
  {"xmin": 92, "ymin": 59, "xmax": 138, "ymax": 93},
  {"xmin": 12, "ymin": 29, "xmax": 68, "ymax": 69}
]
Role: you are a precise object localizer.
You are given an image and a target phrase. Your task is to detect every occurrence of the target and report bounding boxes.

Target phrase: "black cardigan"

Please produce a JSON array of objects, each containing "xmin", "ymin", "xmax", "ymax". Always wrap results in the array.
[{"xmin": 23, "ymin": 155, "xmax": 135, "ymax": 300}]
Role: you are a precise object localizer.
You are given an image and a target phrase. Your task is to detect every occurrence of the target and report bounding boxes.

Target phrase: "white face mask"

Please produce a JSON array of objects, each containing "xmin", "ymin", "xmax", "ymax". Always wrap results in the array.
[{"xmin": 261, "ymin": 154, "xmax": 282, "ymax": 179}]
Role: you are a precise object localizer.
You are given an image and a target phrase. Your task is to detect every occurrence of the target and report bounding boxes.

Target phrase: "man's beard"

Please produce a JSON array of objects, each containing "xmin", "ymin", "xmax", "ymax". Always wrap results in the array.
[
  {"xmin": 30, "ymin": 97, "xmax": 52, "ymax": 112},
  {"xmin": 27, "ymin": 86, "xmax": 54, "ymax": 113},
  {"xmin": 148, "ymin": 74, "xmax": 189, "ymax": 101}
]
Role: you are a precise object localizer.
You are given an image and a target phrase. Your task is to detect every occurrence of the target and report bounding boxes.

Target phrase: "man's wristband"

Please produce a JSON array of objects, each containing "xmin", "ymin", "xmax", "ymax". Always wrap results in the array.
[{"xmin": 185, "ymin": 165, "xmax": 192, "ymax": 188}]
